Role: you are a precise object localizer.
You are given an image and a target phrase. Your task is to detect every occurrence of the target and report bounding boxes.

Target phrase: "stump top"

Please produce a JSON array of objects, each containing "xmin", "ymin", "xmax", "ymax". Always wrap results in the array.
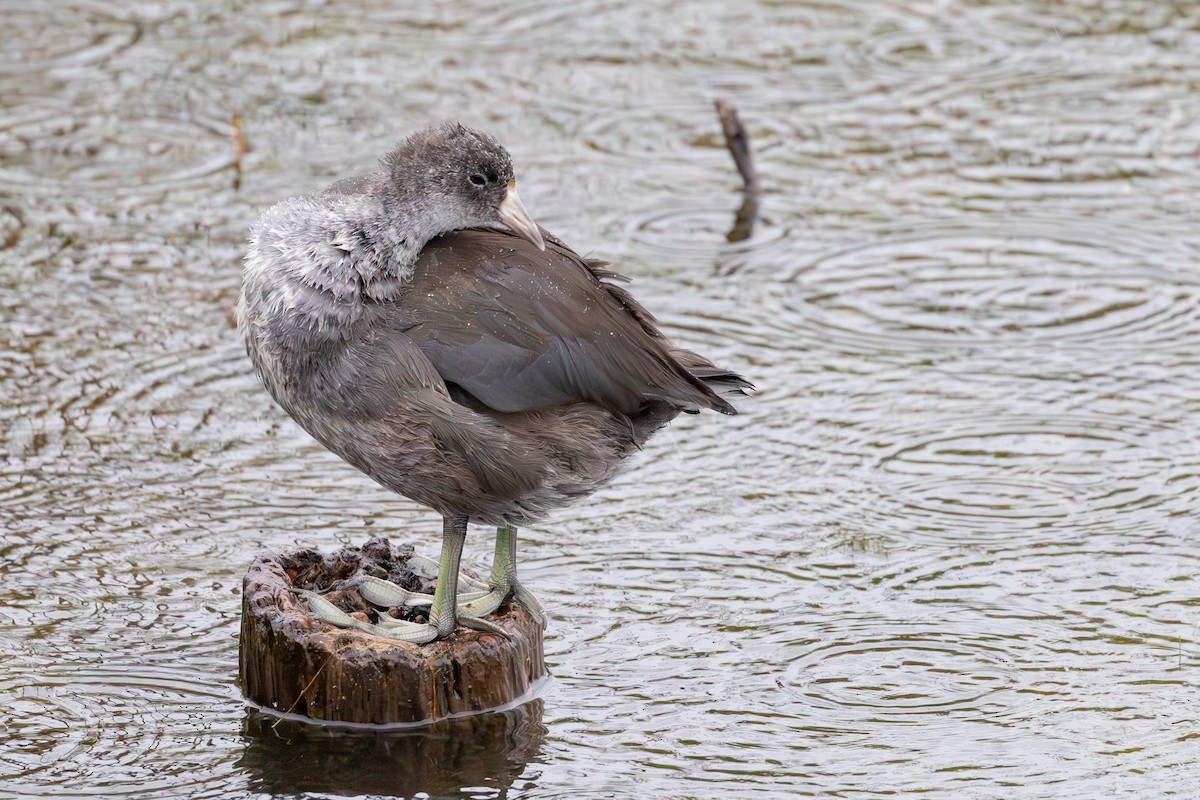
[{"xmin": 239, "ymin": 538, "xmax": 546, "ymax": 725}]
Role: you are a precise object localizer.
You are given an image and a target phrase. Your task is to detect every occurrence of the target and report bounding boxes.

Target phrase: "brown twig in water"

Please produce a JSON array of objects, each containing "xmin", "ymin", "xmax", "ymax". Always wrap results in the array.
[
  {"xmin": 714, "ymin": 98, "xmax": 761, "ymax": 243},
  {"xmin": 231, "ymin": 114, "xmax": 248, "ymax": 191},
  {"xmin": 714, "ymin": 98, "xmax": 759, "ymax": 194}
]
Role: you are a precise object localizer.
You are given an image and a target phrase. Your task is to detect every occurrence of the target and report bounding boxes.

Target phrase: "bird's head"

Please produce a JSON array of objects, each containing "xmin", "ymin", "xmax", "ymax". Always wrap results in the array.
[{"xmin": 382, "ymin": 123, "xmax": 545, "ymax": 250}]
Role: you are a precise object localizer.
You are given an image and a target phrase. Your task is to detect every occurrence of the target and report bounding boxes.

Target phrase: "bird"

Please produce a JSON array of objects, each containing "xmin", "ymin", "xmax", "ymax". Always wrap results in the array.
[{"xmin": 237, "ymin": 123, "xmax": 751, "ymax": 643}]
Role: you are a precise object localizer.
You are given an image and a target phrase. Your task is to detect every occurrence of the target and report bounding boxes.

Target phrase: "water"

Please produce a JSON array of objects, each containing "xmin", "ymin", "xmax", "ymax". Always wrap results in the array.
[{"xmin": 2, "ymin": 1, "xmax": 1199, "ymax": 797}]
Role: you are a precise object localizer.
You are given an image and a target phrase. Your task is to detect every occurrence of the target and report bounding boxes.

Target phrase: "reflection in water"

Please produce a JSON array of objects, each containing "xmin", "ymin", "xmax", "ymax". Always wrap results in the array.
[
  {"xmin": 238, "ymin": 701, "xmax": 546, "ymax": 799},
  {"xmin": 3, "ymin": 0, "xmax": 1200, "ymax": 797}
]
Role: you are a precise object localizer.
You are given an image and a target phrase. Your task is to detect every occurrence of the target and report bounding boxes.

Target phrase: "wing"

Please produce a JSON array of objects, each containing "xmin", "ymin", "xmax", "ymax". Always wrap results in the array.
[
  {"xmin": 400, "ymin": 227, "xmax": 734, "ymax": 416},
  {"xmin": 277, "ymin": 318, "xmax": 547, "ymax": 501}
]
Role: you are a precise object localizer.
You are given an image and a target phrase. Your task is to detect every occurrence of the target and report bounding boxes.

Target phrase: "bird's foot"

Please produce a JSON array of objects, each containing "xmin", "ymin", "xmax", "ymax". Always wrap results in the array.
[
  {"xmin": 298, "ymin": 549, "xmax": 509, "ymax": 642},
  {"xmin": 405, "ymin": 553, "xmax": 491, "ymax": 594},
  {"xmin": 459, "ymin": 574, "xmax": 546, "ymax": 627},
  {"xmin": 354, "ymin": 574, "xmax": 488, "ymax": 609},
  {"xmin": 357, "ymin": 572, "xmax": 510, "ymax": 634},
  {"xmin": 295, "ymin": 589, "xmax": 439, "ymax": 644},
  {"xmin": 405, "ymin": 550, "xmax": 541, "ymax": 626},
  {"xmin": 298, "ymin": 587, "xmax": 508, "ymax": 642},
  {"xmin": 296, "ymin": 532, "xmax": 541, "ymax": 642}
]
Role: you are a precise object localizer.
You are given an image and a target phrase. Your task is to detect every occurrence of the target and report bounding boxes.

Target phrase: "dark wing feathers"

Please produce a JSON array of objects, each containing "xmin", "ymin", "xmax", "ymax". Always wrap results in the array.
[
  {"xmin": 402, "ymin": 227, "xmax": 735, "ymax": 416},
  {"xmin": 301, "ymin": 324, "xmax": 546, "ymax": 500}
]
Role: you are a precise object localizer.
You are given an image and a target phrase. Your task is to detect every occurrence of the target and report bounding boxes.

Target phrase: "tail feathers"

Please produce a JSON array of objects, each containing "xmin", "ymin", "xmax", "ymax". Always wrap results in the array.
[
  {"xmin": 690, "ymin": 366, "xmax": 754, "ymax": 400},
  {"xmin": 689, "ymin": 368, "xmax": 754, "ymax": 418},
  {"xmin": 666, "ymin": 348, "xmax": 753, "ymax": 416}
]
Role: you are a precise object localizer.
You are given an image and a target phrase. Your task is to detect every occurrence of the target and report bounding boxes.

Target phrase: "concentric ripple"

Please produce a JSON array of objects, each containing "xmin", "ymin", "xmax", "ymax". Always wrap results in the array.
[
  {"xmin": 780, "ymin": 221, "xmax": 1200, "ymax": 352},
  {"xmin": 858, "ymin": 28, "xmax": 1018, "ymax": 78},
  {"xmin": 0, "ymin": 2, "xmax": 140, "ymax": 77},
  {"xmin": 0, "ymin": 683, "xmax": 93, "ymax": 783},
  {"xmin": 577, "ymin": 102, "xmax": 738, "ymax": 167},
  {"xmin": 0, "ymin": 665, "xmax": 240, "ymax": 798},
  {"xmin": 831, "ymin": 412, "xmax": 1198, "ymax": 546},
  {"xmin": 0, "ymin": 100, "xmax": 239, "ymax": 197},
  {"xmin": 622, "ymin": 203, "xmax": 790, "ymax": 269},
  {"xmin": 0, "ymin": 671, "xmax": 159, "ymax": 793},
  {"xmin": 963, "ymin": 0, "xmax": 1192, "ymax": 37},
  {"xmin": 834, "ymin": 18, "xmax": 1030, "ymax": 98},
  {"xmin": 781, "ymin": 604, "xmax": 1063, "ymax": 726}
]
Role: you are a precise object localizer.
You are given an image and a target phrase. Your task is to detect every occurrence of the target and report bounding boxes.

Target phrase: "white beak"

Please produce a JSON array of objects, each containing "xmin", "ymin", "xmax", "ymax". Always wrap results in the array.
[{"xmin": 497, "ymin": 182, "xmax": 545, "ymax": 251}]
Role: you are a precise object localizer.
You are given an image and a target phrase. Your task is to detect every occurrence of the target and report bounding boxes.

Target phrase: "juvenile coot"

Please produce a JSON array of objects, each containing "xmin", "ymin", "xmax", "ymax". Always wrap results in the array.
[{"xmin": 238, "ymin": 124, "xmax": 750, "ymax": 642}]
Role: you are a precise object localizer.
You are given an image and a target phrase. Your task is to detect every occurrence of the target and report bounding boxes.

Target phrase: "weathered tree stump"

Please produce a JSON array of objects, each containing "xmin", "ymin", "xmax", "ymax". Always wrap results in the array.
[{"xmin": 239, "ymin": 538, "xmax": 546, "ymax": 725}]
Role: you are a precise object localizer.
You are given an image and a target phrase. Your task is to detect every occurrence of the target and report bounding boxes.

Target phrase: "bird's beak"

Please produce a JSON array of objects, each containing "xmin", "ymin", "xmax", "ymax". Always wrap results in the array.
[{"xmin": 497, "ymin": 182, "xmax": 545, "ymax": 251}]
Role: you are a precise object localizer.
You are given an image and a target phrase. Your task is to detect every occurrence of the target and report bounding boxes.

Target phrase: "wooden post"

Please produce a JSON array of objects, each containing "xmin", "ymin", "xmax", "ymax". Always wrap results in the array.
[{"xmin": 238, "ymin": 539, "xmax": 546, "ymax": 725}]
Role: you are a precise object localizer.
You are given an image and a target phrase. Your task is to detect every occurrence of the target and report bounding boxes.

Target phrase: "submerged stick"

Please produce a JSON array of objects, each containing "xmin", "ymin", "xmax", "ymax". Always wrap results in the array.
[
  {"xmin": 231, "ymin": 114, "xmax": 247, "ymax": 191},
  {"xmin": 714, "ymin": 98, "xmax": 761, "ymax": 242}
]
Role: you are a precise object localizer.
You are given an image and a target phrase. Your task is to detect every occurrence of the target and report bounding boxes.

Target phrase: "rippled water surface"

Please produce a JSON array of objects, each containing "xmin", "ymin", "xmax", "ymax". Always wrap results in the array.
[{"xmin": 3, "ymin": 1, "xmax": 1200, "ymax": 797}]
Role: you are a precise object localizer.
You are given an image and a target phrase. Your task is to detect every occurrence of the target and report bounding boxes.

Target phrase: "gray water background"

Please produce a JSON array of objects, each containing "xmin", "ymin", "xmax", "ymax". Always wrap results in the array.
[{"xmin": 2, "ymin": 1, "xmax": 1199, "ymax": 797}]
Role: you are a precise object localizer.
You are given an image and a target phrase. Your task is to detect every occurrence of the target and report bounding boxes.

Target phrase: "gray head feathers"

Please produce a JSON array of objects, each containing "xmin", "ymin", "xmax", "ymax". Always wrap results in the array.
[
  {"xmin": 383, "ymin": 124, "xmax": 514, "ymax": 185},
  {"xmin": 378, "ymin": 124, "xmax": 515, "ymax": 230}
]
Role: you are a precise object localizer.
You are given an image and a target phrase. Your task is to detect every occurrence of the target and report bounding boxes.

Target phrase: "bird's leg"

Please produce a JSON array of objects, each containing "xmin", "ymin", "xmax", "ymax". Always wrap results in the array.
[
  {"xmin": 460, "ymin": 525, "xmax": 546, "ymax": 626},
  {"xmin": 427, "ymin": 515, "xmax": 507, "ymax": 637},
  {"xmin": 426, "ymin": 514, "xmax": 469, "ymax": 638}
]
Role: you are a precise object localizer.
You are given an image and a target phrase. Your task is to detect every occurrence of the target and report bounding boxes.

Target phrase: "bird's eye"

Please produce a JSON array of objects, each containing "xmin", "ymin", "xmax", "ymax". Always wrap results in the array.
[{"xmin": 469, "ymin": 174, "xmax": 486, "ymax": 186}]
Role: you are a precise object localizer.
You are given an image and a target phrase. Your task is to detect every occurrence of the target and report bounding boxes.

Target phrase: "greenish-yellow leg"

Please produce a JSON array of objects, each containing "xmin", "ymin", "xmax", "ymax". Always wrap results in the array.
[
  {"xmin": 427, "ymin": 515, "xmax": 466, "ymax": 637},
  {"xmin": 460, "ymin": 525, "xmax": 546, "ymax": 626}
]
